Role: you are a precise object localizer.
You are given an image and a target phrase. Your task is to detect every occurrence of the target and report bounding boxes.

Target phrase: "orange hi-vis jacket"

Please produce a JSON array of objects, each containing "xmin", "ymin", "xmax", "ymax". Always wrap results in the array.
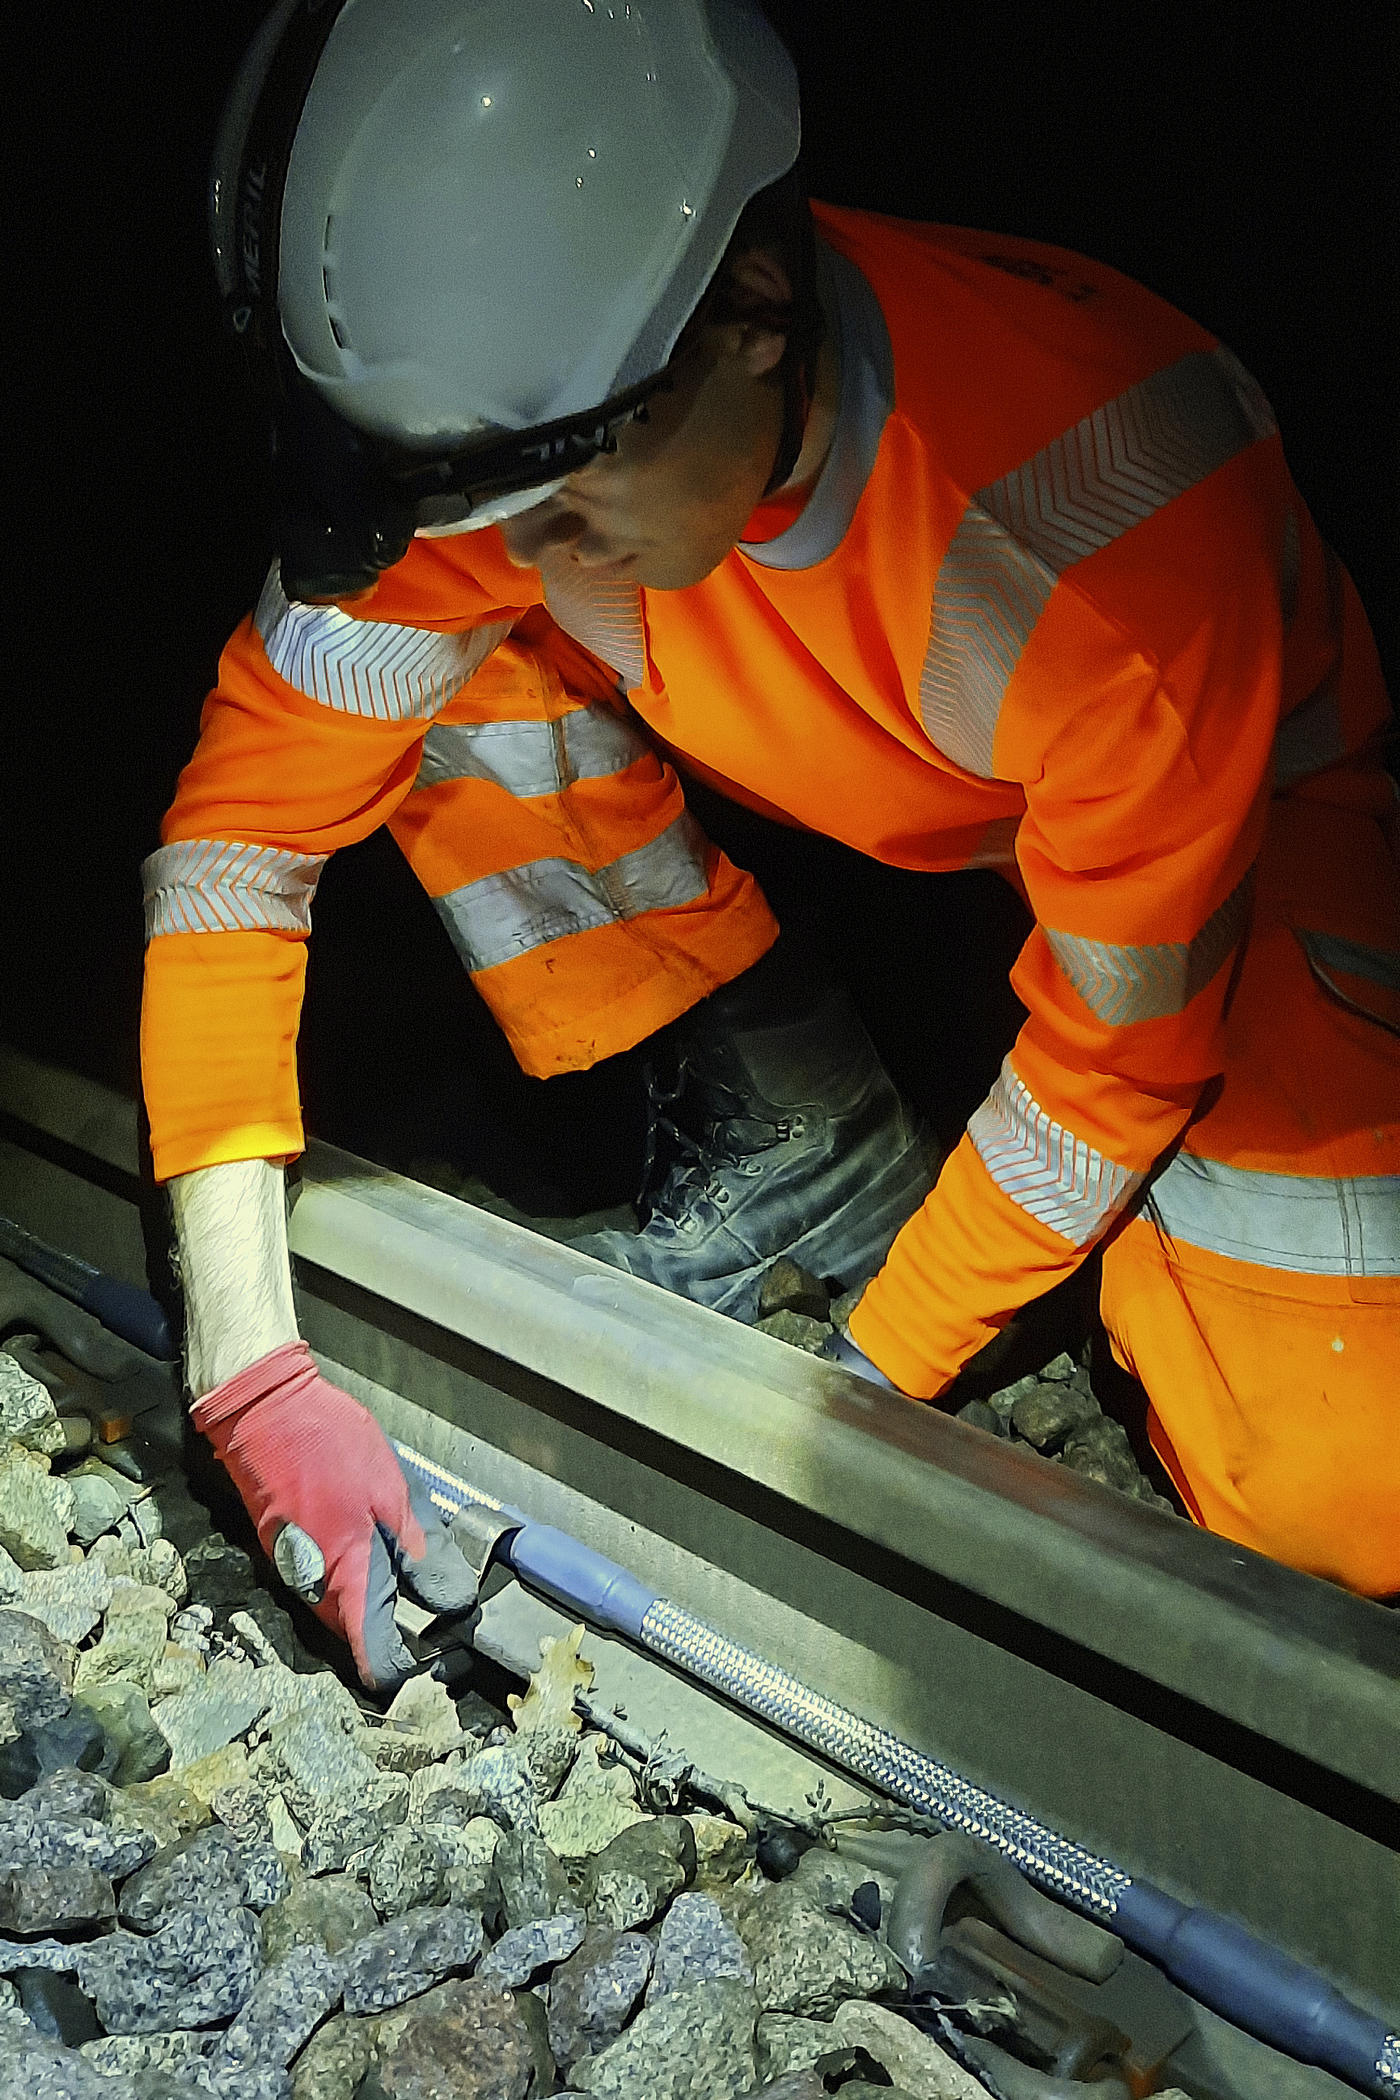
[{"xmin": 143, "ymin": 204, "xmax": 1396, "ymax": 1425}]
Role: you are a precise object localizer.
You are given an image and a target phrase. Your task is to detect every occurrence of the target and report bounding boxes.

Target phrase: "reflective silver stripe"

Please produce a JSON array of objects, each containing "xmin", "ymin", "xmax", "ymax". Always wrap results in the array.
[
  {"xmin": 1280, "ymin": 506, "xmax": 1300, "ymax": 633},
  {"xmin": 433, "ymin": 811, "xmax": 709, "ymax": 974},
  {"xmin": 1273, "ymin": 672, "xmax": 1344, "ymax": 787},
  {"xmin": 542, "ymin": 564, "xmax": 647, "ymax": 692},
  {"xmin": 254, "ymin": 562, "xmax": 510, "ymax": 720},
  {"xmin": 142, "ymin": 839, "xmax": 325, "ymax": 939},
  {"xmin": 413, "ymin": 704, "xmax": 651, "ymax": 798},
  {"xmin": 922, "ymin": 346, "xmax": 1278, "ymax": 777},
  {"xmin": 1044, "ymin": 870, "xmax": 1252, "ymax": 1027},
  {"xmin": 968, "ymin": 1058, "xmax": 1142, "ymax": 1247},
  {"xmin": 1294, "ymin": 928, "xmax": 1400, "ymax": 995},
  {"xmin": 1147, "ymin": 1154, "xmax": 1400, "ymax": 1276},
  {"xmin": 966, "ymin": 813, "xmax": 1024, "ymax": 869},
  {"xmin": 921, "ymin": 510, "xmax": 1056, "ymax": 780}
]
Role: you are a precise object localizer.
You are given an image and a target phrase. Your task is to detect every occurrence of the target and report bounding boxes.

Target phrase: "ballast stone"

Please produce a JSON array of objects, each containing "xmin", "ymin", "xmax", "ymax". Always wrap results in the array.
[
  {"xmin": 476, "ymin": 1904, "xmax": 586, "ymax": 1989},
  {"xmin": 0, "ymin": 1355, "xmax": 66, "ymax": 1458},
  {"xmin": 545, "ymin": 1925, "xmax": 653, "ymax": 2071},
  {"xmin": 287, "ymin": 2010, "xmax": 373, "ymax": 2100},
  {"xmin": 76, "ymin": 1902, "xmax": 263, "ymax": 2033},
  {"xmin": 368, "ymin": 1976, "xmax": 534, "ymax": 2100},
  {"xmin": 647, "ymin": 1890, "xmax": 753, "ymax": 2000},
  {"xmin": 339, "ymin": 1902, "xmax": 484, "ymax": 2015},
  {"xmin": 207, "ymin": 1942, "xmax": 345, "ymax": 2077},
  {"xmin": 0, "ymin": 1452, "xmax": 75, "ymax": 1571},
  {"xmin": 566, "ymin": 1976, "xmax": 760, "ymax": 2099},
  {"xmin": 261, "ymin": 1873, "xmax": 380, "ymax": 1968},
  {"xmin": 734, "ymin": 1879, "xmax": 904, "ymax": 2018}
]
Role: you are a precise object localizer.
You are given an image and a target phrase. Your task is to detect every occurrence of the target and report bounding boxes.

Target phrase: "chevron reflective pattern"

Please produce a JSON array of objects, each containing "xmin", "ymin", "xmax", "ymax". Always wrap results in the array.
[
  {"xmin": 142, "ymin": 839, "xmax": 326, "ymax": 939},
  {"xmin": 1147, "ymin": 1154, "xmax": 1400, "ymax": 1275},
  {"xmin": 543, "ymin": 563, "xmax": 647, "ymax": 691},
  {"xmin": 968, "ymin": 1058, "xmax": 1141, "ymax": 1246},
  {"xmin": 921, "ymin": 345, "xmax": 1278, "ymax": 776},
  {"xmin": 254, "ymin": 563, "xmax": 510, "ymax": 720},
  {"xmin": 920, "ymin": 510, "xmax": 1056, "ymax": 779},
  {"xmin": 1044, "ymin": 871, "xmax": 1251, "ymax": 1026},
  {"xmin": 1273, "ymin": 671, "xmax": 1344, "ymax": 787},
  {"xmin": 434, "ymin": 811, "xmax": 709, "ymax": 975},
  {"xmin": 413, "ymin": 704, "xmax": 651, "ymax": 798}
]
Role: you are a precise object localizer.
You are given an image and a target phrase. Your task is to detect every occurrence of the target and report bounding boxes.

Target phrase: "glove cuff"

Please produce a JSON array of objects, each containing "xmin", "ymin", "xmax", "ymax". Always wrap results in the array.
[{"xmin": 191, "ymin": 1338, "xmax": 317, "ymax": 1437}]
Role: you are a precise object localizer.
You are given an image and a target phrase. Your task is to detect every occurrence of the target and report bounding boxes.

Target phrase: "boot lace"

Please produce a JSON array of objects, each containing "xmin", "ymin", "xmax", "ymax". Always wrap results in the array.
[{"xmin": 636, "ymin": 1054, "xmax": 793, "ymax": 1229}]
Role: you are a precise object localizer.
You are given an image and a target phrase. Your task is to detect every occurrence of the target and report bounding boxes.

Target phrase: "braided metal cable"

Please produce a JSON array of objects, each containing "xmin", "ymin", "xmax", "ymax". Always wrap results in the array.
[{"xmin": 641, "ymin": 1597, "xmax": 1131, "ymax": 1919}]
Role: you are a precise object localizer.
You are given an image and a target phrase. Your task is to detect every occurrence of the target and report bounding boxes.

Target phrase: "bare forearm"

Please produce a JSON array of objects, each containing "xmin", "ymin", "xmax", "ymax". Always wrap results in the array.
[{"xmin": 169, "ymin": 1159, "xmax": 298, "ymax": 1397}]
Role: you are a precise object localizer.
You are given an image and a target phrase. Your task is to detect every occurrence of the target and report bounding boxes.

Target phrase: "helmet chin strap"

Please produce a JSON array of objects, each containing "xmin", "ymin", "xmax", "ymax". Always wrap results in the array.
[{"xmin": 762, "ymin": 347, "xmax": 813, "ymax": 498}]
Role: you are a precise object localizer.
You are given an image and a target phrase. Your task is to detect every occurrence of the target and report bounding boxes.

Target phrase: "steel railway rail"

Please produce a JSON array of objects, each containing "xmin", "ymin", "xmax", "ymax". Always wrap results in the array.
[{"xmin": 0, "ymin": 1042, "xmax": 1396, "ymax": 2098}]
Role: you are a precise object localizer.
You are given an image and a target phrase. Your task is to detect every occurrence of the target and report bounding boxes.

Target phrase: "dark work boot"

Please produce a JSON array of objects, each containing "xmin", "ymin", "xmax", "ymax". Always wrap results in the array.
[{"xmin": 570, "ymin": 949, "xmax": 938, "ymax": 1322}]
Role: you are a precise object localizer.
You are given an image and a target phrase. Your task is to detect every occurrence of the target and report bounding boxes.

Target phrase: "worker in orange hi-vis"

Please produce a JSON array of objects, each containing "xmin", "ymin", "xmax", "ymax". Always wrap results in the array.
[{"xmin": 141, "ymin": 0, "xmax": 1399, "ymax": 1686}]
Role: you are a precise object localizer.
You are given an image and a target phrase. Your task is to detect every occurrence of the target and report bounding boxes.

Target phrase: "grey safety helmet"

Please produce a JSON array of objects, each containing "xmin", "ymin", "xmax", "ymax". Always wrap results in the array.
[{"xmin": 210, "ymin": 0, "xmax": 803, "ymax": 597}]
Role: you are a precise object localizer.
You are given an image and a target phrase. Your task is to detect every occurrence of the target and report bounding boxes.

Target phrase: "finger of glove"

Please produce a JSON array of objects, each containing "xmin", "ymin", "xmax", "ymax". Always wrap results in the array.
[
  {"xmin": 348, "ymin": 1525, "xmax": 419, "ymax": 1692},
  {"xmin": 825, "ymin": 1327, "xmax": 900, "ymax": 1392},
  {"xmin": 387, "ymin": 1460, "xmax": 482, "ymax": 1618}
]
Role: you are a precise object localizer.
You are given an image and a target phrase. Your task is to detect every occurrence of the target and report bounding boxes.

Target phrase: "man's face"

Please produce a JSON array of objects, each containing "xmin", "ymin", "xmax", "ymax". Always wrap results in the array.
[{"xmin": 499, "ymin": 279, "xmax": 790, "ymax": 592}]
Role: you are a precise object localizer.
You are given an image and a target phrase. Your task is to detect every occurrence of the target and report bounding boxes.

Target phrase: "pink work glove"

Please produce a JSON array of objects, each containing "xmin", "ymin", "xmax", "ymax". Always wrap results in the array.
[{"xmin": 191, "ymin": 1340, "xmax": 479, "ymax": 1689}]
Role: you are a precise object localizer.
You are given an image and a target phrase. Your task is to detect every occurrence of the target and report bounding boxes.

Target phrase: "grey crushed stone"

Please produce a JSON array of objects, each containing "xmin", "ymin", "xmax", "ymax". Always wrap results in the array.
[
  {"xmin": 733, "ymin": 1879, "xmax": 904, "ymax": 2018},
  {"xmin": 4, "ymin": 1562, "xmax": 113, "ymax": 1646},
  {"xmin": 79, "ymin": 2030, "xmax": 210, "ymax": 2076},
  {"xmin": 260, "ymin": 1874, "xmax": 380, "ymax": 1967},
  {"xmin": 366, "ymin": 1823, "xmax": 446, "ymax": 1918},
  {"xmin": 0, "ymin": 1608, "xmax": 74, "ymax": 1730},
  {"xmin": 476, "ymin": 1905, "xmax": 586, "ymax": 1989},
  {"xmin": 339, "ymin": 1903, "xmax": 484, "ymax": 2015},
  {"xmin": 369, "ymin": 1976, "xmax": 534, "ymax": 2100},
  {"xmin": 71, "ymin": 1679, "xmax": 170, "ymax": 1787},
  {"xmin": 0, "ymin": 1454, "xmax": 74, "ymax": 1574},
  {"xmin": 0, "ymin": 1860, "xmax": 114, "ymax": 1935},
  {"xmin": 301, "ymin": 1785, "xmax": 407, "ymax": 1876},
  {"xmin": 577, "ymin": 1814, "xmax": 693, "ymax": 1931},
  {"xmin": 24, "ymin": 1769, "xmax": 111, "ymax": 1822},
  {"xmin": 76, "ymin": 1902, "xmax": 262, "ymax": 2033},
  {"xmin": 151, "ymin": 1657, "xmax": 271, "ymax": 1769},
  {"xmin": 0, "ymin": 1801, "xmax": 155, "ymax": 1881},
  {"xmin": 647, "ymin": 1890, "xmax": 753, "ymax": 2000},
  {"xmin": 0, "ymin": 1356, "xmax": 65, "ymax": 1456},
  {"xmin": 447, "ymin": 1743, "xmax": 538, "ymax": 1831},
  {"xmin": 0, "ymin": 2032, "xmax": 136, "ymax": 2100},
  {"xmin": 545, "ymin": 1926, "xmax": 653, "ymax": 2071},
  {"xmin": 207, "ymin": 1941, "xmax": 345, "ymax": 2074},
  {"xmin": 492, "ymin": 1824, "xmax": 573, "ymax": 1932},
  {"xmin": 118, "ymin": 1822, "xmax": 248, "ymax": 1927},
  {"xmin": 1008, "ymin": 1378, "xmax": 1099, "ymax": 1450},
  {"xmin": 566, "ymin": 1976, "xmax": 760, "ymax": 2099},
  {"xmin": 289, "ymin": 2010, "xmax": 374, "ymax": 2100}
]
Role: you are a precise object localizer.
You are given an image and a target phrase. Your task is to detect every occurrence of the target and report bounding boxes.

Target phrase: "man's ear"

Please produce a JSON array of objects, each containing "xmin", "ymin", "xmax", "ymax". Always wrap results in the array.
[{"xmin": 717, "ymin": 245, "xmax": 792, "ymax": 378}]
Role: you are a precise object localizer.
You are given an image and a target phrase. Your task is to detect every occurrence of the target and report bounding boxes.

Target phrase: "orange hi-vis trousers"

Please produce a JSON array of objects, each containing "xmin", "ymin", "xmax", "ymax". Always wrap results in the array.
[{"xmin": 1096, "ymin": 767, "xmax": 1400, "ymax": 1597}]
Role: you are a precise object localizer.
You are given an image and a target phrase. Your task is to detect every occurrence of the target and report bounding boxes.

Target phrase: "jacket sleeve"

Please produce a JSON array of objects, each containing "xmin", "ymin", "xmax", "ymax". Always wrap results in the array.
[
  {"xmin": 849, "ymin": 465, "xmax": 1291, "ymax": 1396},
  {"xmin": 141, "ymin": 538, "xmax": 534, "ymax": 1181}
]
